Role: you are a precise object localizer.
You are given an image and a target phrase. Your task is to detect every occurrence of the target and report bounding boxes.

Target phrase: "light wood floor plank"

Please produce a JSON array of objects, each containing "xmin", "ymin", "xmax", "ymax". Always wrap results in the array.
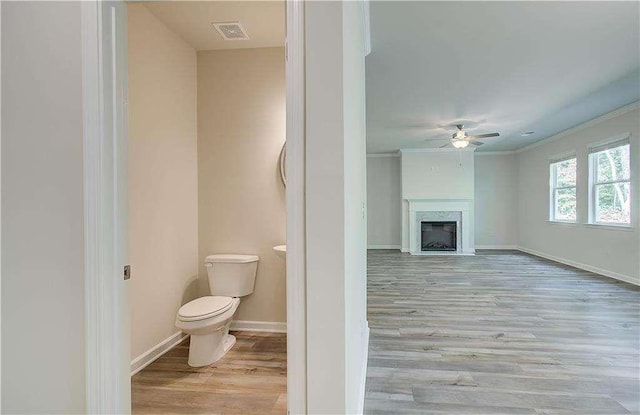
[
  {"xmin": 365, "ymin": 250, "xmax": 640, "ymax": 415},
  {"xmin": 132, "ymin": 331, "xmax": 286, "ymax": 414}
]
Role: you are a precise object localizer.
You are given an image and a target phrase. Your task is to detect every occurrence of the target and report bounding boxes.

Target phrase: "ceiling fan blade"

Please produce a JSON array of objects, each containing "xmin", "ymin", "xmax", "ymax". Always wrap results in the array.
[
  {"xmin": 469, "ymin": 140, "xmax": 484, "ymax": 146},
  {"xmin": 424, "ymin": 137, "xmax": 450, "ymax": 141},
  {"xmin": 439, "ymin": 142, "xmax": 452, "ymax": 148},
  {"xmin": 468, "ymin": 132, "xmax": 499, "ymax": 139}
]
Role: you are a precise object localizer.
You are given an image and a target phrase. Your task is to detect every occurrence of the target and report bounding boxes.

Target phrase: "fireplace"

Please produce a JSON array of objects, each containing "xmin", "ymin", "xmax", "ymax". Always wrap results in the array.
[
  {"xmin": 406, "ymin": 200, "xmax": 473, "ymax": 254},
  {"xmin": 421, "ymin": 221, "xmax": 457, "ymax": 251}
]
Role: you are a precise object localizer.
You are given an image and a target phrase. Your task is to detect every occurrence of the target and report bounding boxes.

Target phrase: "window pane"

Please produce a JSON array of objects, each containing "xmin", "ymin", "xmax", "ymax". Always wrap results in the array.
[
  {"xmin": 595, "ymin": 144, "xmax": 630, "ymax": 183},
  {"xmin": 595, "ymin": 182, "xmax": 631, "ymax": 224},
  {"xmin": 555, "ymin": 187, "xmax": 576, "ymax": 221},
  {"xmin": 555, "ymin": 158, "xmax": 576, "ymax": 187}
]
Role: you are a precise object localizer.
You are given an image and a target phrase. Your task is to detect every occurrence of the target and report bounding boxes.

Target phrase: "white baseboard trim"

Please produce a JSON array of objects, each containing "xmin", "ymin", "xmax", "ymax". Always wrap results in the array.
[
  {"xmin": 130, "ymin": 331, "xmax": 188, "ymax": 376},
  {"xmin": 230, "ymin": 320, "xmax": 287, "ymax": 333},
  {"xmin": 476, "ymin": 245, "xmax": 519, "ymax": 250},
  {"xmin": 517, "ymin": 246, "xmax": 640, "ymax": 286},
  {"xmin": 357, "ymin": 321, "xmax": 370, "ymax": 415},
  {"xmin": 368, "ymin": 245, "xmax": 401, "ymax": 250}
]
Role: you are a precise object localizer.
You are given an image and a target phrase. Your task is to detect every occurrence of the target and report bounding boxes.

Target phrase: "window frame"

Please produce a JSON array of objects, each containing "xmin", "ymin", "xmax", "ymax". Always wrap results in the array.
[
  {"xmin": 588, "ymin": 136, "xmax": 631, "ymax": 227},
  {"xmin": 549, "ymin": 153, "xmax": 578, "ymax": 223}
]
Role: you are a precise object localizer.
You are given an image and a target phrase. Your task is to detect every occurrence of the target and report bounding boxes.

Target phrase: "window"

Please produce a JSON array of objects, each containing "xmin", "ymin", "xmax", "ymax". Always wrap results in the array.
[
  {"xmin": 550, "ymin": 155, "xmax": 577, "ymax": 222},
  {"xmin": 589, "ymin": 138, "xmax": 631, "ymax": 225}
]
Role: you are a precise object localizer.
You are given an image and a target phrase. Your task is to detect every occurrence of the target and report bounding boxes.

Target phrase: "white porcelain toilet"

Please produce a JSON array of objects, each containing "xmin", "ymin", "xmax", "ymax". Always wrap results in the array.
[{"xmin": 175, "ymin": 254, "xmax": 259, "ymax": 367}]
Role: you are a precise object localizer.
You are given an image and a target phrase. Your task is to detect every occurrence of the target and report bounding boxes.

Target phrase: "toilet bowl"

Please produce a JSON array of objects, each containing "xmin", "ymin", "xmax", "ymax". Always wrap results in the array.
[
  {"xmin": 176, "ymin": 254, "xmax": 259, "ymax": 367},
  {"xmin": 175, "ymin": 296, "xmax": 240, "ymax": 367}
]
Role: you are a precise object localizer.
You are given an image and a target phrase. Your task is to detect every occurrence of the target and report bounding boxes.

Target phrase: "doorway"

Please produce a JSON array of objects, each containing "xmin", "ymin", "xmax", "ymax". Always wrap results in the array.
[{"xmin": 81, "ymin": 1, "xmax": 305, "ymax": 413}]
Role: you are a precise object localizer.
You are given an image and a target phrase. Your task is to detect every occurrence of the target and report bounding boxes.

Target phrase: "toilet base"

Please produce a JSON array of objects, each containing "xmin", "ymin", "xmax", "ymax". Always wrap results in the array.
[
  {"xmin": 187, "ymin": 329, "xmax": 236, "ymax": 367},
  {"xmin": 223, "ymin": 334, "xmax": 237, "ymax": 353}
]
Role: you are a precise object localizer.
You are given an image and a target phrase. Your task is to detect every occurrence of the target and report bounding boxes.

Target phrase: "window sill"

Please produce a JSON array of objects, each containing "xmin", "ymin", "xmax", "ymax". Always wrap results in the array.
[
  {"xmin": 547, "ymin": 220, "xmax": 577, "ymax": 226},
  {"xmin": 584, "ymin": 223, "xmax": 634, "ymax": 232}
]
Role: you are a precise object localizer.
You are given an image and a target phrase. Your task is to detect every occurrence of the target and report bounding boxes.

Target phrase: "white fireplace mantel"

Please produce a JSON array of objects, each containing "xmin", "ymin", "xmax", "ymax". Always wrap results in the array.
[{"xmin": 405, "ymin": 199, "xmax": 475, "ymax": 255}]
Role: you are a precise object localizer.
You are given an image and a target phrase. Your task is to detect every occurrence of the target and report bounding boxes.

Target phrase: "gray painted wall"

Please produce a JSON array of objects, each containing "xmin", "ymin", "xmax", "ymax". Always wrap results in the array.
[
  {"xmin": 367, "ymin": 153, "xmax": 516, "ymax": 248},
  {"xmin": 517, "ymin": 107, "xmax": 639, "ymax": 283},
  {"xmin": 475, "ymin": 154, "xmax": 518, "ymax": 247},
  {"xmin": 367, "ymin": 156, "xmax": 402, "ymax": 248},
  {"xmin": 2, "ymin": 2, "xmax": 86, "ymax": 411}
]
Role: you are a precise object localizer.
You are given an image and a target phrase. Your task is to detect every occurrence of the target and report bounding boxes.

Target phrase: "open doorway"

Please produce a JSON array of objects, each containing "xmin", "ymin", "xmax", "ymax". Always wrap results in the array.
[
  {"xmin": 81, "ymin": 1, "xmax": 305, "ymax": 413},
  {"xmin": 126, "ymin": 2, "xmax": 287, "ymax": 413}
]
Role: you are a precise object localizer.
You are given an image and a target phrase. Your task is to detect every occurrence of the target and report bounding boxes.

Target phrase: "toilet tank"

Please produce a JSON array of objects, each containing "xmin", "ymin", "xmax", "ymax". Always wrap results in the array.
[{"xmin": 204, "ymin": 254, "xmax": 259, "ymax": 297}]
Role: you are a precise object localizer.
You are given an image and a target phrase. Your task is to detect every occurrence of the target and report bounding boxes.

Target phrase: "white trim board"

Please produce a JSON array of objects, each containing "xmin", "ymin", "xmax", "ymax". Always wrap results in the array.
[
  {"xmin": 285, "ymin": 1, "xmax": 307, "ymax": 413},
  {"xmin": 0, "ymin": 2, "xmax": 3, "ymax": 409},
  {"xmin": 474, "ymin": 151, "xmax": 516, "ymax": 156},
  {"xmin": 130, "ymin": 332, "xmax": 188, "ymax": 376},
  {"xmin": 82, "ymin": 2, "xmax": 130, "ymax": 412},
  {"xmin": 368, "ymin": 245, "xmax": 401, "ymax": 250},
  {"xmin": 356, "ymin": 322, "xmax": 370, "ymax": 415},
  {"xmin": 517, "ymin": 246, "xmax": 639, "ymax": 286},
  {"xmin": 230, "ymin": 320, "xmax": 287, "ymax": 333},
  {"xmin": 399, "ymin": 147, "xmax": 476, "ymax": 154},
  {"xmin": 476, "ymin": 245, "xmax": 519, "ymax": 250}
]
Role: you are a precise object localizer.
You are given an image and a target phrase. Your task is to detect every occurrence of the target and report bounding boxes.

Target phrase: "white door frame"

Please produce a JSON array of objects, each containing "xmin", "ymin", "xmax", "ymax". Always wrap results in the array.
[
  {"xmin": 82, "ymin": 1, "xmax": 130, "ymax": 413},
  {"xmin": 81, "ymin": 1, "xmax": 307, "ymax": 413},
  {"xmin": 285, "ymin": 1, "xmax": 307, "ymax": 413}
]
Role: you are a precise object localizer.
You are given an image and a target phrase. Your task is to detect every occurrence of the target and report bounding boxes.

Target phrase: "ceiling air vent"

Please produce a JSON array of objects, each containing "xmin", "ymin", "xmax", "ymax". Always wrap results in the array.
[{"xmin": 212, "ymin": 22, "xmax": 249, "ymax": 41}]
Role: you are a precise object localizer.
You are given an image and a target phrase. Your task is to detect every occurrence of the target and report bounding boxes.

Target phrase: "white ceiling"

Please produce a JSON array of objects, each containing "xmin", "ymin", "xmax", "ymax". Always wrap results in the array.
[
  {"xmin": 366, "ymin": 1, "xmax": 640, "ymax": 153},
  {"xmin": 143, "ymin": 1, "xmax": 284, "ymax": 51}
]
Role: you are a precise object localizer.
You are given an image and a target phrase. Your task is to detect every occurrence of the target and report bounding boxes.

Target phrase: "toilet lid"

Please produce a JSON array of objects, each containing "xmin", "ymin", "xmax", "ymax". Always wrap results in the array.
[{"xmin": 177, "ymin": 296, "xmax": 234, "ymax": 322}]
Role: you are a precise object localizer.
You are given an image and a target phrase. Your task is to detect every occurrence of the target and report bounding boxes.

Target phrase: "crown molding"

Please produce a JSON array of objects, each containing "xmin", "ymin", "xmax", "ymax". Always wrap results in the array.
[
  {"xmin": 399, "ymin": 147, "xmax": 476, "ymax": 154},
  {"xmin": 516, "ymin": 101, "xmax": 640, "ymax": 154},
  {"xmin": 474, "ymin": 150, "xmax": 516, "ymax": 156}
]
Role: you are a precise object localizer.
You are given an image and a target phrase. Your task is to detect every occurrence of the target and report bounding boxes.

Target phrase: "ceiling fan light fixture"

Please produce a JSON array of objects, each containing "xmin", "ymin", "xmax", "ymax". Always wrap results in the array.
[{"xmin": 452, "ymin": 140, "xmax": 469, "ymax": 149}]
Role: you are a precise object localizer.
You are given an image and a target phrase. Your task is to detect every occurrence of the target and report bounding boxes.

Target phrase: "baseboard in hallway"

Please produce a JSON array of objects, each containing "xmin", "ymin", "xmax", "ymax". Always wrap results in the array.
[{"xmin": 475, "ymin": 245, "xmax": 518, "ymax": 250}]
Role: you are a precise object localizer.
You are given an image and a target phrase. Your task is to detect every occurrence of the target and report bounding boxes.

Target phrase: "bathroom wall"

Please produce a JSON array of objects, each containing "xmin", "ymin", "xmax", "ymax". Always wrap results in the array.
[
  {"xmin": 127, "ymin": 4, "xmax": 199, "ymax": 361},
  {"xmin": 197, "ymin": 47, "xmax": 286, "ymax": 324},
  {"xmin": 2, "ymin": 2, "xmax": 86, "ymax": 411}
]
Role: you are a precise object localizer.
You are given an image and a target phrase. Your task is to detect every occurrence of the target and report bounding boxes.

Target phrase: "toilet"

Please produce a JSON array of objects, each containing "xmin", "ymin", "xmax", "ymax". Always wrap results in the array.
[{"xmin": 175, "ymin": 254, "xmax": 259, "ymax": 367}]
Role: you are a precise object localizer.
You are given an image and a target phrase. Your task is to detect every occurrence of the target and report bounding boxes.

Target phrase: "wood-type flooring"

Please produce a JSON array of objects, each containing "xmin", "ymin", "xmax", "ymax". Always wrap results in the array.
[{"xmin": 365, "ymin": 250, "xmax": 640, "ymax": 415}]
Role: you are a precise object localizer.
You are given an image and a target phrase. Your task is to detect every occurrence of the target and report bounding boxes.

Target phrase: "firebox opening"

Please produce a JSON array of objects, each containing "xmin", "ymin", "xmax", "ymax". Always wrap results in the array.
[{"xmin": 421, "ymin": 221, "xmax": 457, "ymax": 251}]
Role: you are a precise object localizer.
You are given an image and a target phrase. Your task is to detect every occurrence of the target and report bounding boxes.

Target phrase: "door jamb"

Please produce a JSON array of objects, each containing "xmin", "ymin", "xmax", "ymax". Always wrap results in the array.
[
  {"xmin": 285, "ymin": 1, "xmax": 307, "ymax": 414},
  {"xmin": 82, "ymin": 1, "xmax": 128, "ymax": 413}
]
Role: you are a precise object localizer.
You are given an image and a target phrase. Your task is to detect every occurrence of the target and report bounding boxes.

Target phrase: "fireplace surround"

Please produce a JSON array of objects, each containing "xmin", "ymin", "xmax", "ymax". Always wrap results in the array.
[{"xmin": 404, "ymin": 199, "xmax": 475, "ymax": 255}]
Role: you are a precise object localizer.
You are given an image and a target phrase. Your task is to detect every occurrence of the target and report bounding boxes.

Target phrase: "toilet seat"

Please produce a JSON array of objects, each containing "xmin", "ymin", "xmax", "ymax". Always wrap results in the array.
[{"xmin": 177, "ymin": 296, "xmax": 234, "ymax": 322}]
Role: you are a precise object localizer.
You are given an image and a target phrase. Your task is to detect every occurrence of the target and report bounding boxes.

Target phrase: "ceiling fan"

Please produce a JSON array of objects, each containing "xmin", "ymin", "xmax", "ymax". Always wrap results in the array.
[{"xmin": 439, "ymin": 124, "xmax": 500, "ymax": 148}]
